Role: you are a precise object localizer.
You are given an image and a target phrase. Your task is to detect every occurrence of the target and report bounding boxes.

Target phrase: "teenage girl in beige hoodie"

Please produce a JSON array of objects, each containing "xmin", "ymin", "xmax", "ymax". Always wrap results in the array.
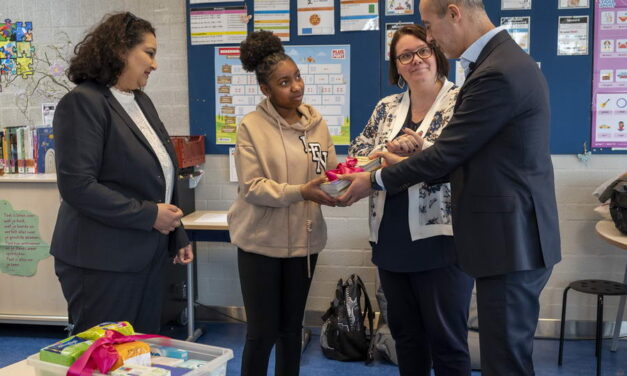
[{"xmin": 227, "ymin": 31, "xmax": 338, "ymax": 376}]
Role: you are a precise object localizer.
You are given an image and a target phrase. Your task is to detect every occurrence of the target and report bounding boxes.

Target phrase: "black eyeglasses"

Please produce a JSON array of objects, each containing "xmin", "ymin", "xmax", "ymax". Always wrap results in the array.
[{"xmin": 396, "ymin": 46, "xmax": 433, "ymax": 65}]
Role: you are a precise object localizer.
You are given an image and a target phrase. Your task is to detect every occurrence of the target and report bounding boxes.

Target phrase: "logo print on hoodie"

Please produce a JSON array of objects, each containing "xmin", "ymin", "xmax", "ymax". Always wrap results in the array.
[{"xmin": 299, "ymin": 135, "xmax": 327, "ymax": 174}]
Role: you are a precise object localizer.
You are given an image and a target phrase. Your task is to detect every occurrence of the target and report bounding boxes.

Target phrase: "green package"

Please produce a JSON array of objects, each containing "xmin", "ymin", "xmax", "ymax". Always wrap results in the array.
[
  {"xmin": 39, "ymin": 336, "xmax": 93, "ymax": 366},
  {"xmin": 75, "ymin": 321, "xmax": 135, "ymax": 340}
]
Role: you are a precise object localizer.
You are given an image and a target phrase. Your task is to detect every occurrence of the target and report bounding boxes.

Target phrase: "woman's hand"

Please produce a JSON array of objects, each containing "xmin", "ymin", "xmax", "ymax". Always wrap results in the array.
[
  {"xmin": 300, "ymin": 176, "xmax": 338, "ymax": 206},
  {"xmin": 385, "ymin": 128, "xmax": 424, "ymax": 156},
  {"xmin": 153, "ymin": 203, "xmax": 183, "ymax": 235},
  {"xmin": 173, "ymin": 243, "xmax": 194, "ymax": 265}
]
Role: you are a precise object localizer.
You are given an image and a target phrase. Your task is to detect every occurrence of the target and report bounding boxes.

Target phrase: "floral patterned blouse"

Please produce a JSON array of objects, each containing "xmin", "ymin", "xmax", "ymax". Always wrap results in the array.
[{"xmin": 349, "ymin": 80, "xmax": 460, "ymax": 243}]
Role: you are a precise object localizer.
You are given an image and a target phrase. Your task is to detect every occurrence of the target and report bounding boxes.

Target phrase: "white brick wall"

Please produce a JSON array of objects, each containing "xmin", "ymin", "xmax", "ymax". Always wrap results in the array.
[
  {"xmin": 0, "ymin": 0, "xmax": 188, "ymax": 135},
  {"xmin": 3, "ymin": 0, "xmax": 626, "ymax": 325}
]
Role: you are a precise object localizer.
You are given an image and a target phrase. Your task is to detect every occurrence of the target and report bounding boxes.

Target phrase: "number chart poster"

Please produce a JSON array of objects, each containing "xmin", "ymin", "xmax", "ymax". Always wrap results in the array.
[
  {"xmin": 592, "ymin": 0, "xmax": 627, "ymax": 149},
  {"xmin": 214, "ymin": 45, "xmax": 351, "ymax": 145}
]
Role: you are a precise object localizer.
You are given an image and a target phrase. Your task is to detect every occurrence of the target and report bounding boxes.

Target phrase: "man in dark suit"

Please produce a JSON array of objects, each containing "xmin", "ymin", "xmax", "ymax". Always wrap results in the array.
[{"xmin": 339, "ymin": 1, "xmax": 561, "ymax": 374}]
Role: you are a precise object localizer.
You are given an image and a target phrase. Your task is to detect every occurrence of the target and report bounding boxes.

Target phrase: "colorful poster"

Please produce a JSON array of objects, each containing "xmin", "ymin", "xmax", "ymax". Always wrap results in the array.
[
  {"xmin": 254, "ymin": 0, "xmax": 290, "ymax": 41},
  {"xmin": 0, "ymin": 200, "xmax": 50, "ymax": 277},
  {"xmin": 340, "ymin": 0, "xmax": 379, "ymax": 31},
  {"xmin": 189, "ymin": 6, "xmax": 248, "ymax": 45},
  {"xmin": 214, "ymin": 45, "xmax": 351, "ymax": 145},
  {"xmin": 501, "ymin": 16, "xmax": 531, "ymax": 53},
  {"xmin": 0, "ymin": 20, "xmax": 34, "ymax": 80},
  {"xmin": 501, "ymin": 0, "xmax": 532, "ymax": 10},
  {"xmin": 557, "ymin": 15, "xmax": 589, "ymax": 55},
  {"xmin": 559, "ymin": 0, "xmax": 590, "ymax": 8},
  {"xmin": 385, "ymin": 0, "xmax": 414, "ymax": 15},
  {"xmin": 592, "ymin": 0, "xmax": 627, "ymax": 149},
  {"xmin": 297, "ymin": 0, "xmax": 335, "ymax": 35},
  {"xmin": 385, "ymin": 22, "xmax": 413, "ymax": 60}
]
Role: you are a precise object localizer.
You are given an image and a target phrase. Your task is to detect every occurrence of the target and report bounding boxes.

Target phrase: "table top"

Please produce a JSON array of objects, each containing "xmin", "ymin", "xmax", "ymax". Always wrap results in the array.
[
  {"xmin": 181, "ymin": 210, "xmax": 229, "ymax": 231},
  {"xmin": 595, "ymin": 220, "xmax": 627, "ymax": 250},
  {"xmin": 0, "ymin": 359, "xmax": 35, "ymax": 376}
]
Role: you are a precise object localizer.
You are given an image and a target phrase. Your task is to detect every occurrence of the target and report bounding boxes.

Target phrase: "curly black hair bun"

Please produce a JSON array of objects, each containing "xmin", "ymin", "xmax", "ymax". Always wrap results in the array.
[{"xmin": 239, "ymin": 30, "xmax": 284, "ymax": 72}]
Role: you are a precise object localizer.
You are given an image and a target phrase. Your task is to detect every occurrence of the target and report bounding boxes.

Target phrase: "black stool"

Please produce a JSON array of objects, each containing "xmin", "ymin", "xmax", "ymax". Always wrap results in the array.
[{"xmin": 558, "ymin": 279, "xmax": 627, "ymax": 376}]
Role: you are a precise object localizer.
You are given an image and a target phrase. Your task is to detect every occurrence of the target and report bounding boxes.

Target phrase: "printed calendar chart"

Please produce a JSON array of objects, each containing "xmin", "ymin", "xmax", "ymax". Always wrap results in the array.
[{"xmin": 214, "ymin": 45, "xmax": 351, "ymax": 145}]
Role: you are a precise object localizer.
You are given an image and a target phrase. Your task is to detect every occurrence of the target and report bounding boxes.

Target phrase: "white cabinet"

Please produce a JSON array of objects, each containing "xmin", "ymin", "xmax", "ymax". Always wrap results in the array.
[{"xmin": 0, "ymin": 174, "xmax": 67, "ymax": 324}]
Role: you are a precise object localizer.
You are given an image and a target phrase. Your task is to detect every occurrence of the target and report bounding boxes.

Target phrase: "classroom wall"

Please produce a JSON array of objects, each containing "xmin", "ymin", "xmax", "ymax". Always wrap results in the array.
[
  {"xmin": 0, "ymin": 0, "xmax": 189, "ymax": 136},
  {"xmin": 1, "ymin": 0, "xmax": 626, "ymax": 329}
]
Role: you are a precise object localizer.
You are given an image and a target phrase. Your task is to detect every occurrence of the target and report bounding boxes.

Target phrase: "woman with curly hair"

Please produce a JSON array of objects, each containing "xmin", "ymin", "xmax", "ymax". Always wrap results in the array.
[
  {"xmin": 51, "ymin": 12, "xmax": 193, "ymax": 335},
  {"xmin": 228, "ymin": 30, "xmax": 338, "ymax": 375}
]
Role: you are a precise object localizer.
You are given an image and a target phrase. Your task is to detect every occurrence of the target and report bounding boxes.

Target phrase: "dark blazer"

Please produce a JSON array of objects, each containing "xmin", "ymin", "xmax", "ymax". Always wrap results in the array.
[
  {"xmin": 51, "ymin": 80, "xmax": 189, "ymax": 273},
  {"xmin": 381, "ymin": 31, "xmax": 561, "ymax": 278}
]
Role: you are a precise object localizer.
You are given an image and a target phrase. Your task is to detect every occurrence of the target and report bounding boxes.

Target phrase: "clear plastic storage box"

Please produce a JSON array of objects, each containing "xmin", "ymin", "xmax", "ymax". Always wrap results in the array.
[{"xmin": 26, "ymin": 337, "xmax": 233, "ymax": 376}]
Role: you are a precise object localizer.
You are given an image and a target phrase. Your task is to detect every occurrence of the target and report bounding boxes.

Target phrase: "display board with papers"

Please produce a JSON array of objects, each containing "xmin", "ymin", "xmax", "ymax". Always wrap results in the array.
[{"xmin": 187, "ymin": 0, "xmax": 619, "ymax": 155}]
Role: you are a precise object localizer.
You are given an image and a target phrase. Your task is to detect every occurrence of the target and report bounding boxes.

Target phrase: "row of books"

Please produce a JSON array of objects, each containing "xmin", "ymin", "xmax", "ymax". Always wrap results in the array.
[{"xmin": 0, "ymin": 126, "xmax": 55, "ymax": 176}]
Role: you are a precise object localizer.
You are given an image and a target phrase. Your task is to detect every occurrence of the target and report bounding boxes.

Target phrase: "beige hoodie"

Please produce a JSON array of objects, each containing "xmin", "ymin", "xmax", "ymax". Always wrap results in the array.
[{"xmin": 227, "ymin": 98, "xmax": 338, "ymax": 258}]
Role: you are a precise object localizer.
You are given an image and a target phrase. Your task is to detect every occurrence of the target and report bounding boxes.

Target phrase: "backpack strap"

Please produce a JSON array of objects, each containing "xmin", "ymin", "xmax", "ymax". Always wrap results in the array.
[
  {"xmin": 353, "ymin": 275, "xmax": 376, "ymax": 364},
  {"xmin": 354, "ymin": 275, "xmax": 375, "ymax": 329}
]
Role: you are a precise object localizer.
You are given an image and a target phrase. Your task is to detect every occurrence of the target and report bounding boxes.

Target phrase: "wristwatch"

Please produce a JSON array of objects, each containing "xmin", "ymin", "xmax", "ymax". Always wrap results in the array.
[{"xmin": 370, "ymin": 170, "xmax": 383, "ymax": 191}]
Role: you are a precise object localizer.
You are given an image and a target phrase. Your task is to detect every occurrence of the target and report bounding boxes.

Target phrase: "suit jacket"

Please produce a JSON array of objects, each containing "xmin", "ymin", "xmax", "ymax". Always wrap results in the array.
[
  {"xmin": 381, "ymin": 31, "xmax": 561, "ymax": 278},
  {"xmin": 51, "ymin": 80, "xmax": 189, "ymax": 273}
]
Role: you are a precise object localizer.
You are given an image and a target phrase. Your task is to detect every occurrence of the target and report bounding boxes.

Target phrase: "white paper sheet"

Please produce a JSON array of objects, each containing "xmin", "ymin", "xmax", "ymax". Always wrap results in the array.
[
  {"xmin": 297, "ymin": 0, "xmax": 335, "ymax": 36},
  {"xmin": 195, "ymin": 213, "xmax": 228, "ymax": 224},
  {"xmin": 340, "ymin": 0, "xmax": 379, "ymax": 32},
  {"xmin": 190, "ymin": 6, "xmax": 248, "ymax": 45},
  {"xmin": 254, "ymin": 0, "xmax": 291, "ymax": 41},
  {"xmin": 501, "ymin": 0, "xmax": 531, "ymax": 10},
  {"xmin": 557, "ymin": 15, "xmax": 589, "ymax": 56}
]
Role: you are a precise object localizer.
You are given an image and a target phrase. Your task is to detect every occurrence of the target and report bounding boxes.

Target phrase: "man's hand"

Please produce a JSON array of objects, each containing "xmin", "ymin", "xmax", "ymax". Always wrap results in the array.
[
  {"xmin": 153, "ymin": 203, "xmax": 183, "ymax": 235},
  {"xmin": 173, "ymin": 243, "xmax": 193, "ymax": 265},
  {"xmin": 336, "ymin": 171, "xmax": 372, "ymax": 206},
  {"xmin": 385, "ymin": 128, "xmax": 424, "ymax": 156},
  {"xmin": 301, "ymin": 176, "xmax": 338, "ymax": 206},
  {"xmin": 371, "ymin": 151, "xmax": 408, "ymax": 167}
]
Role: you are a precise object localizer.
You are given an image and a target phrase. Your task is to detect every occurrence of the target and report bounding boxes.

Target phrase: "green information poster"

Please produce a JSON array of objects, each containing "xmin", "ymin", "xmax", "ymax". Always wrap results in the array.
[{"xmin": 0, "ymin": 200, "xmax": 50, "ymax": 276}]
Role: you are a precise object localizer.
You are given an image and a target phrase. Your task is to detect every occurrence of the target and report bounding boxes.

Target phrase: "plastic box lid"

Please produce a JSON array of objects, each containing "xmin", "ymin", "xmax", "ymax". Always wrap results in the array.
[{"xmin": 27, "ymin": 337, "xmax": 233, "ymax": 376}]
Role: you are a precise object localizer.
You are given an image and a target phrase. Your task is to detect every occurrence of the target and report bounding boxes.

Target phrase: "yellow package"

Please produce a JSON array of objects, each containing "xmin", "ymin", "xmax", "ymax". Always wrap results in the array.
[
  {"xmin": 111, "ymin": 341, "xmax": 152, "ymax": 371},
  {"xmin": 76, "ymin": 321, "xmax": 135, "ymax": 340}
]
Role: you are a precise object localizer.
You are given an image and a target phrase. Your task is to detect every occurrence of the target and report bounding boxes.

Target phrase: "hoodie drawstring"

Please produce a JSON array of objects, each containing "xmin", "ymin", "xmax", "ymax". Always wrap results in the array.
[{"xmin": 303, "ymin": 130, "xmax": 312, "ymax": 279}]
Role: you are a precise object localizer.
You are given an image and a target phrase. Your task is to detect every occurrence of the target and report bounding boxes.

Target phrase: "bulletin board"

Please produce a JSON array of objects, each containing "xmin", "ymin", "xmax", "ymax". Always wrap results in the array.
[{"xmin": 186, "ymin": 1, "xmax": 618, "ymax": 155}]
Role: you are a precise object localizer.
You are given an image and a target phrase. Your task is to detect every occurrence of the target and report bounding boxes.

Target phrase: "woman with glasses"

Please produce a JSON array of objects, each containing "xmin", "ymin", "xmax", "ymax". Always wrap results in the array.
[{"xmin": 349, "ymin": 24, "xmax": 473, "ymax": 375}]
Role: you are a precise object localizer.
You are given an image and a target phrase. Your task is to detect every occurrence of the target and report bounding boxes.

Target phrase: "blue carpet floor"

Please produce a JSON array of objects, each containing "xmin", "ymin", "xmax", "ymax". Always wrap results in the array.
[{"xmin": 0, "ymin": 322, "xmax": 625, "ymax": 375}]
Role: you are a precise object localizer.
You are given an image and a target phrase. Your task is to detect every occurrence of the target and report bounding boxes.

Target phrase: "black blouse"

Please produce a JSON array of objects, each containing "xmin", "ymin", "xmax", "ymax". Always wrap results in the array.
[{"xmin": 371, "ymin": 110, "xmax": 457, "ymax": 273}]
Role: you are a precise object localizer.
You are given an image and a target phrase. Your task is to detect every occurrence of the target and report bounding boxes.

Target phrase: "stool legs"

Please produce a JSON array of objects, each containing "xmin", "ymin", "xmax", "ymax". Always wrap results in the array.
[
  {"xmin": 595, "ymin": 294, "xmax": 604, "ymax": 376},
  {"xmin": 558, "ymin": 286, "xmax": 571, "ymax": 366},
  {"xmin": 611, "ymin": 264, "xmax": 627, "ymax": 352}
]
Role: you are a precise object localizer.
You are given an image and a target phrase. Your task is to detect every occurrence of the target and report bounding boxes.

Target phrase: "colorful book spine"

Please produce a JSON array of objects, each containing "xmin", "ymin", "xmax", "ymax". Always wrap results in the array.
[
  {"xmin": 0, "ymin": 130, "xmax": 5, "ymax": 176},
  {"xmin": 6, "ymin": 127, "xmax": 18, "ymax": 174},
  {"xmin": 24, "ymin": 126, "xmax": 35, "ymax": 173},
  {"xmin": 16, "ymin": 126, "xmax": 25, "ymax": 174},
  {"xmin": 35, "ymin": 127, "xmax": 55, "ymax": 174}
]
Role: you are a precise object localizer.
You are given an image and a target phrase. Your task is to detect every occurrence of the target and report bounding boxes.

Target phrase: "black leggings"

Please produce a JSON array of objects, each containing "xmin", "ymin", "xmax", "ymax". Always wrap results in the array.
[{"xmin": 237, "ymin": 248, "xmax": 318, "ymax": 376}]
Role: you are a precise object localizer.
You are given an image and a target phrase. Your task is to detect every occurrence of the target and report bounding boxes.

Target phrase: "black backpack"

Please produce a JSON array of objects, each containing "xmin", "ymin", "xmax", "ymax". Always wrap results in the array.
[
  {"xmin": 599, "ymin": 176, "xmax": 627, "ymax": 234},
  {"xmin": 320, "ymin": 274, "xmax": 375, "ymax": 363}
]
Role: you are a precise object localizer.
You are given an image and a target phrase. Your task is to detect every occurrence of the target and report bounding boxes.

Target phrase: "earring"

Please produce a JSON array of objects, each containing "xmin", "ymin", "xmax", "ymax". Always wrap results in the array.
[{"xmin": 397, "ymin": 76, "xmax": 406, "ymax": 89}]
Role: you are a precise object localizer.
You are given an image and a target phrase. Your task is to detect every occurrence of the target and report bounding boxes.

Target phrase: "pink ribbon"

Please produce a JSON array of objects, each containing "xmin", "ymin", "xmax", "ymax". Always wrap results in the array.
[
  {"xmin": 67, "ymin": 330, "xmax": 172, "ymax": 376},
  {"xmin": 325, "ymin": 157, "xmax": 364, "ymax": 182}
]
